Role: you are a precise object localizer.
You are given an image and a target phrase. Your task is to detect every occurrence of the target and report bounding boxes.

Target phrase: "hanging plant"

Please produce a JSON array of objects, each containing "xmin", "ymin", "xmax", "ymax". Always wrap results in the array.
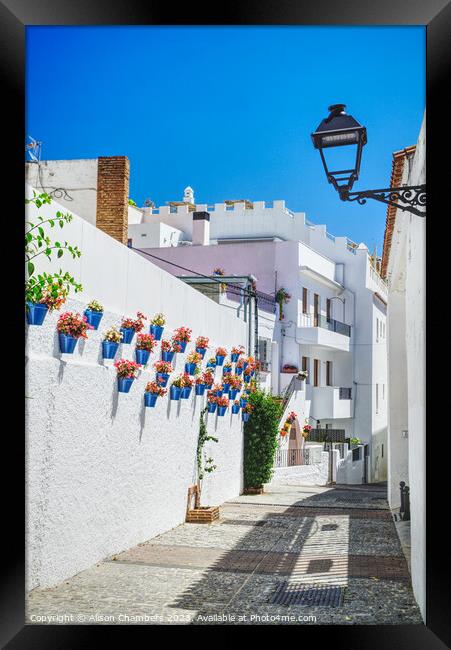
[
  {"xmin": 212, "ymin": 267, "xmax": 227, "ymax": 292},
  {"xmin": 275, "ymin": 288, "xmax": 291, "ymax": 320},
  {"xmin": 195, "ymin": 336, "xmax": 209, "ymax": 358},
  {"xmin": 144, "ymin": 380, "xmax": 167, "ymax": 407}
]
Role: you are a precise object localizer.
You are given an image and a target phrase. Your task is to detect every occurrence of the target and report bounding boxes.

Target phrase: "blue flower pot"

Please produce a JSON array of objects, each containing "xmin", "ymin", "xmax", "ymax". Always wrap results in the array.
[
  {"xmin": 135, "ymin": 348, "xmax": 150, "ymax": 365},
  {"xmin": 244, "ymin": 375, "xmax": 251, "ymax": 383},
  {"xmin": 196, "ymin": 347, "xmax": 207, "ymax": 359},
  {"xmin": 236, "ymin": 367, "xmax": 243, "ymax": 376},
  {"xmin": 144, "ymin": 392, "xmax": 158, "ymax": 408},
  {"xmin": 174, "ymin": 340, "xmax": 187, "ymax": 353},
  {"xmin": 161, "ymin": 350, "xmax": 175, "ymax": 363},
  {"xmin": 185, "ymin": 362, "xmax": 197, "ymax": 375},
  {"xmin": 243, "ymin": 362, "xmax": 248, "ymax": 371},
  {"xmin": 215, "ymin": 355, "xmax": 225, "ymax": 366},
  {"xmin": 120, "ymin": 327, "xmax": 135, "ymax": 344},
  {"xmin": 223, "ymin": 366, "xmax": 232, "ymax": 375},
  {"xmin": 232, "ymin": 404, "xmax": 240, "ymax": 414},
  {"xmin": 102, "ymin": 340, "xmax": 119, "ymax": 359},
  {"xmin": 207, "ymin": 402, "xmax": 217, "ymax": 413},
  {"xmin": 195, "ymin": 383, "xmax": 205, "ymax": 396},
  {"xmin": 118, "ymin": 377, "xmax": 134, "ymax": 393},
  {"xmin": 26, "ymin": 302, "xmax": 48, "ymax": 326},
  {"xmin": 215, "ymin": 389, "xmax": 223, "ymax": 397},
  {"xmin": 240, "ymin": 397, "xmax": 248, "ymax": 408},
  {"xmin": 84, "ymin": 309, "xmax": 103, "ymax": 330},
  {"xmin": 229, "ymin": 389, "xmax": 239, "ymax": 400},
  {"xmin": 150, "ymin": 324, "xmax": 164, "ymax": 340},
  {"xmin": 58, "ymin": 333, "xmax": 78, "ymax": 354},
  {"xmin": 231, "ymin": 353, "xmax": 239, "ymax": 363},
  {"xmin": 156, "ymin": 372, "xmax": 169, "ymax": 387},
  {"xmin": 250, "ymin": 370, "xmax": 255, "ymax": 377},
  {"xmin": 242, "ymin": 412, "xmax": 250, "ymax": 422},
  {"xmin": 217, "ymin": 406, "xmax": 227, "ymax": 416},
  {"xmin": 170, "ymin": 385, "xmax": 182, "ymax": 400},
  {"xmin": 223, "ymin": 383, "xmax": 231, "ymax": 394},
  {"xmin": 181, "ymin": 386, "xmax": 192, "ymax": 399},
  {"xmin": 206, "ymin": 362, "xmax": 216, "ymax": 370}
]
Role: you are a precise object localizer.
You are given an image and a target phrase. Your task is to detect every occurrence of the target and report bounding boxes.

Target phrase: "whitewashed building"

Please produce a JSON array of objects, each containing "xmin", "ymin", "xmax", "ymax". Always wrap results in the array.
[{"xmin": 381, "ymin": 113, "xmax": 426, "ymax": 620}]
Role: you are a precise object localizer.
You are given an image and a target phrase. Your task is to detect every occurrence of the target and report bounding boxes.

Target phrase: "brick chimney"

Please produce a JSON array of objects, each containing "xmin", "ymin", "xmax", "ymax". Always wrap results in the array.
[
  {"xmin": 96, "ymin": 156, "xmax": 130, "ymax": 244},
  {"xmin": 192, "ymin": 211, "xmax": 210, "ymax": 246}
]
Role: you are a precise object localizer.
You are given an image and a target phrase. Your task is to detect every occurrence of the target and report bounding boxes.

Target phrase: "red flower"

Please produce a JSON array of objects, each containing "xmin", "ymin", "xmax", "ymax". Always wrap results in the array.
[
  {"xmin": 57, "ymin": 311, "xmax": 93, "ymax": 339},
  {"xmin": 114, "ymin": 359, "xmax": 141, "ymax": 379}
]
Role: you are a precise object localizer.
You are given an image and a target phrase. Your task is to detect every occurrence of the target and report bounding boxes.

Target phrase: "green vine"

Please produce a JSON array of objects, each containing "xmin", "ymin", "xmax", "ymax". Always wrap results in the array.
[{"xmin": 197, "ymin": 407, "xmax": 219, "ymax": 500}]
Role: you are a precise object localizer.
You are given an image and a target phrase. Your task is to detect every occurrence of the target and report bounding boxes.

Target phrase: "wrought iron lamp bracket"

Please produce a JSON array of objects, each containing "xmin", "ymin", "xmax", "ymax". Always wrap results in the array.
[{"xmin": 338, "ymin": 185, "xmax": 426, "ymax": 217}]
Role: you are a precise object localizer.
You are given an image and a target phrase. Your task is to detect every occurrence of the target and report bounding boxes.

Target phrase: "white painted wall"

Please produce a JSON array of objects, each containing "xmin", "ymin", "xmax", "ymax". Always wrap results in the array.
[
  {"xmin": 386, "ymin": 113, "xmax": 426, "ymax": 620},
  {"xmin": 26, "ymin": 187, "xmax": 247, "ymax": 590}
]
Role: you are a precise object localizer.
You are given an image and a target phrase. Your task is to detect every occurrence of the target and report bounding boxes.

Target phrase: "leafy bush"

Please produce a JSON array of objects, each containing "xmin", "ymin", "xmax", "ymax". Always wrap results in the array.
[{"xmin": 243, "ymin": 390, "xmax": 283, "ymax": 488}]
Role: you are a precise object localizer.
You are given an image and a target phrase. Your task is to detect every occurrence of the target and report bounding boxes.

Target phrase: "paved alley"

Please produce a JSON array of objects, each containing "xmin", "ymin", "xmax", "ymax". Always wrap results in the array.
[{"xmin": 27, "ymin": 484, "xmax": 423, "ymax": 625}]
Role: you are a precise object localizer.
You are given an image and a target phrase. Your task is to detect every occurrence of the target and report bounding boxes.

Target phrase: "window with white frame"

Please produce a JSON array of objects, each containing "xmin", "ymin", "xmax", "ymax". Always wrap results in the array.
[{"xmin": 258, "ymin": 338, "xmax": 271, "ymax": 372}]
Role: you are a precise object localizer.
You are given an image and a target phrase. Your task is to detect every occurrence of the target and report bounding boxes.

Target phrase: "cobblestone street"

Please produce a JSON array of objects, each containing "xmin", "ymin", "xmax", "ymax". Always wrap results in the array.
[{"xmin": 27, "ymin": 484, "xmax": 423, "ymax": 625}]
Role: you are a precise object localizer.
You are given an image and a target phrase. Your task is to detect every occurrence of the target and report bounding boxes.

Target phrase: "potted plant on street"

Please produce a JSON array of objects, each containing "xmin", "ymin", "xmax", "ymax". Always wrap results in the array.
[
  {"xmin": 120, "ymin": 311, "xmax": 146, "ymax": 344},
  {"xmin": 275, "ymin": 287, "xmax": 291, "ymax": 321},
  {"xmin": 102, "ymin": 325, "xmax": 123, "ymax": 359},
  {"xmin": 195, "ymin": 336, "xmax": 209, "ymax": 359},
  {"xmin": 242, "ymin": 402, "xmax": 254, "ymax": 422},
  {"xmin": 231, "ymin": 345, "xmax": 245, "ymax": 363},
  {"xmin": 161, "ymin": 339, "xmax": 181, "ymax": 362},
  {"xmin": 149, "ymin": 312, "xmax": 165, "ymax": 340},
  {"xmin": 153, "ymin": 360, "xmax": 173, "ymax": 387},
  {"xmin": 215, "ymin": 346, "xmax": 227, "ymax": 366},
  {"xmin": 216, "ymin": 395, "xmax": 229, "ymax": 416},
  {"xmin": 206, "ymin": 356, "xmax": 217, "ymax": 370},
  {"xmin": 172, "ymin": 326, "xmax": 192, "ymax": 353},
  {"xmin": 180, "ymin": 372, "xmax": 194, "ymax": 399},
  {"xmin": 302, "ymin": 423, "xmax": 312, "ymax": 438},
  {"xmin": 135, "ymin": 332, "xmax": 157, "ymax": 366},
  {"xmin": 206, "ymin": 391, "xmax": 218, "ymax": 413},
  {"xmin": 144, "ymin": 380, "xmax": 167, "ymax": 407},
  {"xmin": 57, "ymin": 311, "xmax": 93, "ymax": 353},
  {"xmin": 232, "ymin": 399, "xmax": 241, "ymax": 414},
  {"xmin": 84, "ymin": 299, "xmax": 104, "ymax": 330},
  {"xmin": 185, "ymin": 350, "xmax": 203, "ymax": 375},
  {"xmin": 114, "ymin": 358, "xmax": 140, "ymax": 393}
]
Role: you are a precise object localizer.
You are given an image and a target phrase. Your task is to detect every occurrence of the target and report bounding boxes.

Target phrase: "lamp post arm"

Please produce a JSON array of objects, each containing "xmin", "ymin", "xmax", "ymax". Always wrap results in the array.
[{"xmin": 338, "ymin": 185, "xmax": 426, "ymax": 217}]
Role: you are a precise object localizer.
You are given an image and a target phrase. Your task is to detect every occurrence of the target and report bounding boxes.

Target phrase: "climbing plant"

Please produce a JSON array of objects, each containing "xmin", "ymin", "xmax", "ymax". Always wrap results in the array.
[
  {"xmin": 196, "ymin": 407, "xmax": 219, "ymax": 502},
  {"xmin": 243, "ymin": 389, "xmax": 283, "ymax": 489}
]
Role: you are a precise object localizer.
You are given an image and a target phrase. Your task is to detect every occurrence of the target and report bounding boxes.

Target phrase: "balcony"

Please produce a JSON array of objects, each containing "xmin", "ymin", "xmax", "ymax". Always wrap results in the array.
[
  {"xmin": 311, "ymin": 386, "xmax": 352, "ymax": 419},
  {"xmin": 297, "ymin": 314, "xmax": 351, "ymax": 352}
]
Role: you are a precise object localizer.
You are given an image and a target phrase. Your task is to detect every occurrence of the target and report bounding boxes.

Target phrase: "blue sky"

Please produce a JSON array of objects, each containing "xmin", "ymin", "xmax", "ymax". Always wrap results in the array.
[{"xmin": 26, "ymin": 26, "xmax": 425, "ymax": 251}]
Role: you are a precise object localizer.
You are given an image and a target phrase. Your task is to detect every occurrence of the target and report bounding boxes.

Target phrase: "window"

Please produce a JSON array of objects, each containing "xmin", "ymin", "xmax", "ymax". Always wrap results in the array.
[
  {"xmin": 382, "ymin": 384, "xmax": 385, "ymax": 400},
  {"xmin": 302, "ymin": 287, "xmax": 308, "ymax": 314},
  {"xmin": 314, "ymin": 294, "xmax": 320, "ymax": 326},
  {"xmin": 381, "ymin": 443, "xmax": 384, "ymax": 458},
  {"xmin": 258, "ymin": 338, "xmax": 271, "ymax": 372},
  {"xmin": 314, "ymin": 359, "xmax": 320, "ymax": 387},
  {"xmin": 326, "ymin": 361, "xmax": 332, "ymax": 386},
  {"xmin": 326, "ymin": 298, "xmax": 331, "ymax": 321}
]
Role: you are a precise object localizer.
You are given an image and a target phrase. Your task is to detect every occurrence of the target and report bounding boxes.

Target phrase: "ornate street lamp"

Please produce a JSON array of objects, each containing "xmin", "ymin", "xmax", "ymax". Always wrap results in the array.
[{"xmin": 311, "ymin": 104, "xmax": 426, "ymax": 217}]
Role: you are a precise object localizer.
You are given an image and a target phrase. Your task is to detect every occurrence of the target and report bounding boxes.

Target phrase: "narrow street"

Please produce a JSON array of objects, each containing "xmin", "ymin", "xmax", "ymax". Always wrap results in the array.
[{"xmin": 27, "ymin": 484, "xmax": 422, "ymax": 625}]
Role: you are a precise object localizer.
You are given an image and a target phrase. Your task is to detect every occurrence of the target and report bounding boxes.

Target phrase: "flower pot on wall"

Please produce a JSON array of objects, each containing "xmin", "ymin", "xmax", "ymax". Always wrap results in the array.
[
  {"xmin": 120, "ymin": 327, "xmax": 135, "ymax": 344},
  {"xmin": 217, "ymin": 406, "xmax": 227, "ymax": 416},
  {"xmin": 215, "ymin": 389, "xmax": 223, "ymax": 397},
  {"xmin": 185, "ymin": 363, "xmax": 197, "ymax": 375},
  {"xmin": 118, "ymin": 377, "xmax": 134, "ymax": 393},
  {"xmin": 144, "ymin": 393, "xmax": 158, "ymax": 408},
  {"xmin": 58, "ymin": 333, "xmax": 78, "ymax": 354},
  {"xmin": 236, "ymin": 367, "xmax": 243, "ymax": 376},
  {"xmin": 195, "ymin": 383, "xmax": 205, "ymax": 396},
  {"xmin": 242, "ymin": 412, "xmax": 250, "ymax": 422},
  {"xmin": 135, "ymin": 348, "xmax": 150, "ymax": 365},
  {"xmin": 215, "ymin": 355, "xmax": 225, "ymax": 366},
  {"xmin": 156, "ymin": 372, "xmax": 170, "ymax": 387},
  {"xmin": 231, "ymin": 353, "xmax": 239, "ymax": 363},
  {"xmin": 229, "ymin": 389, "xmax": 239, "ymax": 400},
  {"xmin": 170, "ymin": 385, "xmax": 182, "ymax": 401},
  {"xmin": 161, "ymin": 350, "xmax": 175, "ymax": 363},
  {"xmin": 206, "ymin": 362, "xmax": 216, "ymax": 371},
  {"xmin": 149, "ymin": 324, "xmax": 164, "ymax": 340},
  {"xmin": 181, "ymin": 386, "xmax": 192, "ymax": 399},
  {"xmin": 102, "ymin": 340, "xmax": 119, "ymax": 359},
  {"xmin": 196, "ymin": 347, "xmax": 207, "ymax": 359},
  {"xmin": 222, "ymin": 367, "xmax": 232, "ymax": 376},
  {"xmin": 240, "ymin": 397, "xmax": 248, "ymax": 408},
  {"xmin": 207, "ymin": 402, "xmax": 217, "ymax": 413},
  {"xmin": 84, "ymin": 309, "xmax": 103, "ymax": 330},
  {"xmin": 231, "ymin": 404, "xmax": 240, "ymax": 414},
  {"xmin": 26, "ymin": 302, "xmax": 48, "ymax": 326},
  {"xmin": 222, "ymin": 384, "xmax": 231, "ymax": 394},
  {"xmin": 174, "ymin": 340, "xmax": 187, "ymax": 353}
]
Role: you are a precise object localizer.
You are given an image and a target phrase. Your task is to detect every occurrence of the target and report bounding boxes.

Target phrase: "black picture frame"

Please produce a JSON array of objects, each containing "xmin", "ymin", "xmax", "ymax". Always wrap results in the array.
[{"xmin": 2, "ymin": 1, "xmax": 450, "ymax": 646}]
